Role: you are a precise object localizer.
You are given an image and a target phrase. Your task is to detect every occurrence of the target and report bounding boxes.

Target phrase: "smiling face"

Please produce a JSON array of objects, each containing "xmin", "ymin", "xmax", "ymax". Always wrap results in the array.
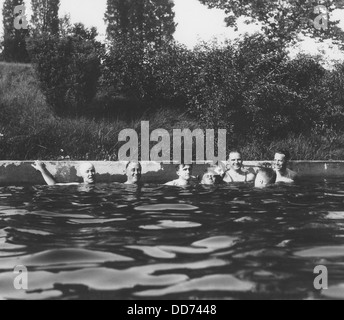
[
  {"xmin": 177, "ymin": 165, "xmax": 192, "ymax": 182},
  {"xmin": 274, "ymin": 153, "xmax": 288, "ymax": 172},
  {"xmin": 80, "ymin": 163, "xmax": 96, "ymax": 184},
  {"xmin": 228, "ymin": 152, "xmax": 243, "ymax": 172},
  {"xmin": 126, "ymin": 162, "xmax": 142, "ymax": 184}
]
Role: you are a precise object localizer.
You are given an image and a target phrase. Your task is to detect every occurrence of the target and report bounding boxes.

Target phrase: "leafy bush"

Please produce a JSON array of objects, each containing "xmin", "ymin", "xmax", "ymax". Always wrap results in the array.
[
  {"xmin": 101, "ymin": 34, "xmax": 344, "ymax": 147},
  {"xmin": 26, "ymin": 24, "xmax": 104, "ymax": 116},
  {"xmin": 0, "ymin": 63, "xmax": 200, "ymax": 161},
  {"xmin": 101, "ymin": 37, "xmax": 190, "ymax": 113},
  {"xmin": 1, "ymin": 37, "xmax": 30, "ymax": 63},
  {"xmin": 312, "ymin": 62, "xmax": 344, "ymax": 134},
  {"xmin": 3, "ymin": 30, "xmax": 344, "ymax": 161}
]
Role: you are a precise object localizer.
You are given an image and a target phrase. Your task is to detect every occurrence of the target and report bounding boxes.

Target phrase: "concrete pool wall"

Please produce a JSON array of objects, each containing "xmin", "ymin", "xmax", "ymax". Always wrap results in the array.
[{"xmin": 0, "ymin": 161, "xmax": 343, "ymax": 186}]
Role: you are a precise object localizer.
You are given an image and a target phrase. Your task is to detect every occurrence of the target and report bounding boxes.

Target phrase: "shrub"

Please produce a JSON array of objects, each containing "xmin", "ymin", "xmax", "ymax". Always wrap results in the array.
[
  {"xmin": 26, "ymin": 24, "xmax": 104, "ymax": 116},
  {"xmin": 1, "ymin": 37, "xmax": 30, "ymax": 63},
  {"xmin": 101, "ymin": 34, "xmax": 344, "ymax": 146},
  {"xmin": 312, "ymin": 62, "xmax": 344, "ymax": 134},
  {"xmin": 101, "ymin": 37, "xmax": 191, "ymax": 114},
  {"xmin": 180, "ymin": 36, "xmax": 334, "ymax": 142},
  {"xmin": 0, "ymin": 63, "xmax": 200, "ymax": 161}
]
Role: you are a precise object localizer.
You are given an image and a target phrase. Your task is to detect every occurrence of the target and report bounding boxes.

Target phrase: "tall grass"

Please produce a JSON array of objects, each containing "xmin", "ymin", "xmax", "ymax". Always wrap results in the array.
[{"xmin": 0, "ymin": 63, "xmax": 200, "ymax": 160}]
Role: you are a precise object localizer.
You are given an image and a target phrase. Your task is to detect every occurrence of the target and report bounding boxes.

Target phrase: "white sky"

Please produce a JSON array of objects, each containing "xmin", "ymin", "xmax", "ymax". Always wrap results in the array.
[
  {"xmin": 0, "ymin": 0, "xmax": 241, "ymax": 46},
  {"xmin": 0, "ymin": 0, "xmax": 344, "ymax": 64},
  {"xmin": 59, "ymin": 0, "xmax": 261, "ymax": 46}
]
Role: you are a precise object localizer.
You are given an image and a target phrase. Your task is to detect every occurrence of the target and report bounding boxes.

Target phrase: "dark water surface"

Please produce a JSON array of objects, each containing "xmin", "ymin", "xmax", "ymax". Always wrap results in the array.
[{"xmin": 1, "ymin": 178, "xmax": 344, "ymax": 300}]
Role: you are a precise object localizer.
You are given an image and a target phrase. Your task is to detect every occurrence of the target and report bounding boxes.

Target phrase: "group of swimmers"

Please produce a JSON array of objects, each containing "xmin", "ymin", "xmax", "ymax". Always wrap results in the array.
[{"xmin": 32, "ymin": 150, "xmax": 297, "ymax": 188}]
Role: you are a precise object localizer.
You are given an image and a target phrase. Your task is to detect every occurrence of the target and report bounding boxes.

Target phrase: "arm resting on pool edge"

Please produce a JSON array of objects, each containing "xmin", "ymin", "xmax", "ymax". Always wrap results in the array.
[{"xmin": 31, "ymin": 161, "xmax": 57, "ymax": 186}]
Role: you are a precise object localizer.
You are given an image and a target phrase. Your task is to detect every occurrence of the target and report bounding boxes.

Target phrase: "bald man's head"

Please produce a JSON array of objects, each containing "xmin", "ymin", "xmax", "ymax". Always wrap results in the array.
[{"xmin": 79, "ymin": 162, "xmax": 96, "ymax": 184}]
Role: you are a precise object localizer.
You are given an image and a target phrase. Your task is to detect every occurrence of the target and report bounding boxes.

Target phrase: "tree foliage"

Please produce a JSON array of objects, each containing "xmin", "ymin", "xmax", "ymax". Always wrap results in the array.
[
  {"xmin": 31, "ymin": 0, "xmax": 60, "ymax": 35},
  {"xmin": 27, "ymin": 24, "xmax": 104, "ymax": 116},
  {"xmin": 198, "ymin": 0, "xmax": 344, "ymax": 44},
  {"xmin": 105, "ymin": 0, "xmax": 176, "ymax": 46},
  {"xmin": 106, "ymin": 33, "xmax": 344, "ymax": 143},
  {"xmin": 1, "ymin": 0, "xmax": 30, "ymax": 62}
]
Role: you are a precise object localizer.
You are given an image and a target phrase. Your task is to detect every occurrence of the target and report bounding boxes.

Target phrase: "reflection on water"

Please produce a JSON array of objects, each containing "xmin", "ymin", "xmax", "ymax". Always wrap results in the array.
[{"xmin": 1, "ymin": 178, "xmax": 344, "ymax": 299}]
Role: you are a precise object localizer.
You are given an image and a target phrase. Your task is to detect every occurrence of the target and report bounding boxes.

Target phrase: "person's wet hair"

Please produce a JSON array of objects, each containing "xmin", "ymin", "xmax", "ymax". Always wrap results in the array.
[
  {"xmin": 201, "ymin": 168, "xmax": 216, "ymax": 178},
  {"xmin": 257, "ymin": 167, "xmax": 277, "ymax": 184},
  {"xmin": 175, "ymin": 163, "xmax": 193, "ymax": 172},
  {"xmin": 275, "ymin": 150, "xmax": 291, "ymax": 161}
]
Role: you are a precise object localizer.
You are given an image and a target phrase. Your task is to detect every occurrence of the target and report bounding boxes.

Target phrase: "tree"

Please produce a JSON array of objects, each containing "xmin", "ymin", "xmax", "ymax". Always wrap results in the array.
[
  {"xmin": 59, "ymin": 14, "xmax": 73, "ymax": 37},
  {"xmin": 105, "ymin": 0, "xmax": 176, "ymax": 46},
  {"xmin": 31, "ymin": 0, "xmax": 60, "ymax": 35},
  {"xmin": 198, "ymin": 0, "xmax": 344, "ymax": 45},
  {"xmin": 1, "ymin": 0, "xmax": 30, "ymax": 62},
  {"xmin": 27, "ymin": 24, "xmax": 104, "ymax": 116}
]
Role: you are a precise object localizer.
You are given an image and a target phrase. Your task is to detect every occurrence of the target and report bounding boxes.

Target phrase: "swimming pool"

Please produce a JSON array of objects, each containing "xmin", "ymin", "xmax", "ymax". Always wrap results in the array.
[{"xmin": 1, "ymin": 178, "xmax": 344, "ymax": 300}]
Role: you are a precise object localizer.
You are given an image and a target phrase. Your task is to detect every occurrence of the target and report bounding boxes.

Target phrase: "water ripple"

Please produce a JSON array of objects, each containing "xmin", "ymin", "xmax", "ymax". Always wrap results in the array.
[
  {"xmin": 140, "ymin": 220, "xmax": 201, "ymax": 230},
  {"xmin": 295, "ymin": 246, "xmax": 344, "ymax": 258},
  {"xmin": 135, "ymin": 204, "xmax": 198, "ymax": 211},
  {"xmin": 0, "ymin": 249, "xmax": 133, "ymax": 270},
  {"xmin": 135, "ymin": 274, "xmax": 255, "ymax": 297}
]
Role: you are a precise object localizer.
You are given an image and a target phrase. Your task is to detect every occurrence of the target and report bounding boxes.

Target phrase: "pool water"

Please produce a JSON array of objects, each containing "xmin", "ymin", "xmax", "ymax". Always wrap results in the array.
[{"xmin": 1, "ymin": 178, "xmax": 344, "ymax": 300}]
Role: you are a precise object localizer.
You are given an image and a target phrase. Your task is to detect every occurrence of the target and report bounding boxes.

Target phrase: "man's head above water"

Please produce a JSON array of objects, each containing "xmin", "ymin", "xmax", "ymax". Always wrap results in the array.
[
  {"xmin": 79, "ymin": 162, "xmax": 96, "ymax": 184},
  {"xmin": 125, "ymin": 161, "xmax": 142, "ymax": 185},
  {"xmin": 201, "ymin": 169, "xmax": 217, "ymax": 186},
  {"xmin": 255, "ymin": 168, "xmax": 277, "ymax": 188},
  {"xmin": 176, "ymin": 164, "xmax": 193, "ymax": 182},
  {"xmin": 274, "ymin": 150, "xmax": 291, "ymax": 173},
  {"xmin": 228, "ymin": 150, "xmax": 243, "ymax": 172}
]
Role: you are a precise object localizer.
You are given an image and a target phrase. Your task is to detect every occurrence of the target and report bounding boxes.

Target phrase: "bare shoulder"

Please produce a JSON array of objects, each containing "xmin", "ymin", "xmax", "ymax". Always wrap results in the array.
[
  {"xmin": 223, "ymin": 172, "xmax": 232, "ymax": 183},
  {"xmin": 247, "ymin": 172, "xmax": 256, "ymax": 182},
  {"xmin": 288, "ymin": 169, "xmax": 298, "ymax": 179},
  {"xmin": 165, "ymin": 180, "xmax": 177, "ymax": 186},
  {"xmin": 56, "ymin": 183, "xmax": 81, "ymax": 186}
]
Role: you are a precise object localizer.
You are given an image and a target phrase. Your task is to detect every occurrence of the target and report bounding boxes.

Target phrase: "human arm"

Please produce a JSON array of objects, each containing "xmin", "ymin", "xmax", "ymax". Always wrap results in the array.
[
  {"xmin": 31, "ymin": 161, "xmax": 57, "ymax": 186},
  {"xmin": 247, "ymin": 172, "xmax": 256, "ymax": 182}
]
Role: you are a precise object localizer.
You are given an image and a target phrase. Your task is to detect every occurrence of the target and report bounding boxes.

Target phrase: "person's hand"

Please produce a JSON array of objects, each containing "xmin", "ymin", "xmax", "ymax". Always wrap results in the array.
[
  {"xmin": 31, "ymin": 161, "xmax": 45, "ymax": 172},
  {"xmin": 225, "ymin": 163, "xmax": 231, "ymax": 172}
]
